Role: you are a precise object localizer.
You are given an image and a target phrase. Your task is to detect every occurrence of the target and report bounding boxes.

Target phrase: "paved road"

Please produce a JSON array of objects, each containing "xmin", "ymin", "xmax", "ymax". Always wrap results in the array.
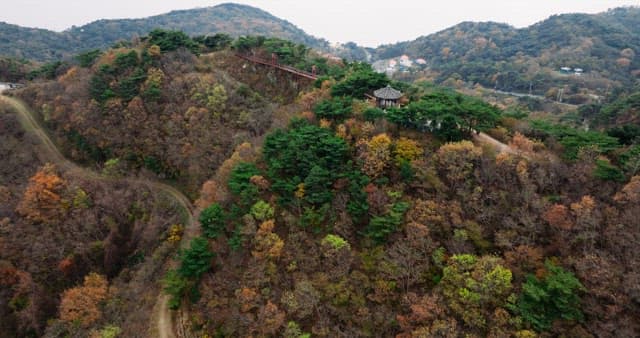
[{"xmin": 485, "ymin": 88, "xmax": 578, "ymax": 108}]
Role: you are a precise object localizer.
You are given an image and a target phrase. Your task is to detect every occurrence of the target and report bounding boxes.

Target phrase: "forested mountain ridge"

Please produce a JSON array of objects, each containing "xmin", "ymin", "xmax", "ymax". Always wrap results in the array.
[
  {"xmin": 3, "ymin": 3, "xmax": 640, "ymax": 100},
  {"xmin": 0, "ymin": 3, "xmax": 329, "ymax": 61},
  {"xmin": 374, "ymin": 7, "xmax": 640, "ymax": 99}
]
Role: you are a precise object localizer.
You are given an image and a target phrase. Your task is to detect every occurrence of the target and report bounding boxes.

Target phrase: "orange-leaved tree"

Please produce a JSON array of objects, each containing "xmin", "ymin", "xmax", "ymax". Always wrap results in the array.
[
  {"xmin": 16, "ymin": 164, "xmax": 67, "ymax": 224},
  {"xmin": 59, "ymin": 273, "xmax": 108, "ymax": 327}
]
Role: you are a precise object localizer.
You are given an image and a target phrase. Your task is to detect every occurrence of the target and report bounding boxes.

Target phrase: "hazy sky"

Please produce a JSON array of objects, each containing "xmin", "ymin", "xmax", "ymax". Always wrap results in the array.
[{"xmin": 3, "ymin": 0, "xmax": 639, "ymax": 46}]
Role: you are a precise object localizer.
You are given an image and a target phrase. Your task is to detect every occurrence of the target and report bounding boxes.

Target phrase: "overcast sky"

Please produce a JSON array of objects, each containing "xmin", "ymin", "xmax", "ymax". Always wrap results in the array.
[{"xmin": 3, "ymin": 0, "xmax": 639, "ymax": 46}]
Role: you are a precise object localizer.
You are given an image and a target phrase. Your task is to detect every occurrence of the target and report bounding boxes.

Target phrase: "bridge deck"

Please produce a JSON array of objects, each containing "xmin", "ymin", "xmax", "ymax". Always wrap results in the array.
[{"xmin": 235, "ymin": 54, "xmax": 318, "ymax": 80}]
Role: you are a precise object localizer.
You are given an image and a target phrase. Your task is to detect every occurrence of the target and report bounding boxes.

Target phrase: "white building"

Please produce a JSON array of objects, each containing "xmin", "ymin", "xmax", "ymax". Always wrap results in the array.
[{"xmin": 399, "ymin": 55, "xmax": 413, "ymax": 67}]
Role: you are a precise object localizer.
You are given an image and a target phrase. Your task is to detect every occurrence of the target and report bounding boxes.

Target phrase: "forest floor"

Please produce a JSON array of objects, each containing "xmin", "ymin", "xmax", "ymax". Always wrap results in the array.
[{"xmin": 0, "ymin": 94, "xmax": 197, "ymax": 338}]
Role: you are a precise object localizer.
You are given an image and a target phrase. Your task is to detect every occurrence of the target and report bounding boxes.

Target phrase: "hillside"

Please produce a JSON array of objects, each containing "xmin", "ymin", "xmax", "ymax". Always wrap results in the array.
[
  {"xmin": 14, "ymin": 31, "xmax": 328, "ymax": 197},
  {"xmin": 3, "ymin": 28, "xmax": 640, "ymax": 337},
  {"xmin": 164, "ymin": 51, "xmax": 640, "ymax": 337},
  {"xmin": 0, "ymin": 31, "xmax": 328, "ymax": 336},
  {"xmin": 374, "ymin": 7, "xmax": 640, "ymax": 100},
  {"xmin": 0, "ymin": 3, "xmax": 329, "ymax": 61},
  {"xmin": 0, "ymin": 96, "xmax": 189, "ymax": 337}
]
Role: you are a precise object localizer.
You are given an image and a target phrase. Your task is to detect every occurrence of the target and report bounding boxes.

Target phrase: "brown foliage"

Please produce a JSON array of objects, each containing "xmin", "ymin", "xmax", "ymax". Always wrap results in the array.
[
  {"xmin": 280, "ymin": 280, "xmax": 320, "ymax": 320},
  {"xmin": 0, "ymin": 260, "xmax": 19, "ymax": 286},
  {"xmin": 16, "ymin": 164, "xmax": 67, "ymax": 224},
  {"xmin": 250, "ymin": 175, "xmax": 271, "ymax": 190},
  {"xmin": 297, "ymin": 83, "xmax": 331, "ymax": 111},
  {"xmin": 58, "ymin": 257, "xmax": 74, "ymax": 276},
  {"xmin": 252, "ymin": 220, "xmax": 284, "ymax": 260},
  {"xmin": 504, "ymin": 245, "xmax": 544, "ymax": 280},
  {"xmin": 196, "ymin": 179, "xmax": 219, "ymax": 209},
  {"xmin": 543, "ymin": 204, "xmax": 573, "ymax": 231},
  {"xmin": 236, "ymin": 287, "xmax": 260, "ymax": 313},
  {"xmin": 256, "ymin": 300, "xmax": 285, "ymax": 335},
  {"xmin": 509, "ymin": 132, "xmax": 535, "ymax": 153},
  {"xmin": 397, "ymin": 293, "xmax": 457, "ymax": 338},
  {"xmin": 383, "ymin": 226, "xmax": 435, "ymax": 291},
  {"xmin": 407, "ymin": 199, "xmax": 461, "ymax": 238},
  {"xmin": 571, "ymin": 195, "xmax": 596, "ymax": 213},
  {"xmin": 59, "ymin": 273, "xmax": 108, "ymax": 327},
  {"xmin": 436, "ymin": 141, "xmax": 482, "ymax": 192},
  {"xmin": 614, "ymin": 176, "xmax": 640, "ymax": 204},
  {"xmin": 365, "ymin": 183, "xmax": 390, "ymax": 215},
  {"xmin": 359, "ymin": 133, "xmax": 392, "ymax": 178},
  {"xmin": 215, "ymin": 142, "xmax": 257, "ymax": 189}
]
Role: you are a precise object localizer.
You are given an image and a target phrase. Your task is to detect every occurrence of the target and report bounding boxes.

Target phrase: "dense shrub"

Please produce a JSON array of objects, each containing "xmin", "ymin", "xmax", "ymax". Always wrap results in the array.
[
  {"xmin": 178, "ymin": 237, "xmax": 214, "ymax": 279},
  {"xmin": 515, "ymin": 262, "xmax": 584, "ymax": 331},
  {"xmin": 313, "ymin": 97, "xmax": 353, "ymax": 121},
  {"xmin": 263, "ymin": 119, "xmax": 349, "ymax": 206},
  {"xmin": 366, "ymin": 201, "xmax": 409, "ymax": 243},
  {"xmin": 200, "ymin": 203, "xmax": 226, "ymax": 239},
  {"xmin": 147, "ymin": 29, "xmax": 199, "ymax": 54},
  {"xmin": 330, "ymin": 63, "xmax": 389, "ymax": 98},
  {"xmin": 228, "ymin": 162, "xmax": 261, "ymax": 205}
]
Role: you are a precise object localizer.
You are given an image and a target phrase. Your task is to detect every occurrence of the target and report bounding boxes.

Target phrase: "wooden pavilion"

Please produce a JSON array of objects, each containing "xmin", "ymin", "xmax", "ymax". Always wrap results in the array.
[{"xmin": 373, "ymin": 85, "xmax": 403, "ymax": 108}]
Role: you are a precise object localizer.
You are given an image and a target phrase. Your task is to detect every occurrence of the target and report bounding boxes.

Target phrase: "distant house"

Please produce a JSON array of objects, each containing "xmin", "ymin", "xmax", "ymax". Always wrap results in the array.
[
  {"xmin": 321, "ymin": 53, "xmax": 342, "ymax": 62},
  {"xmin": 415, "ymin": 58, "xmax": 427, "ymax": 65},
  {"xmin": 574, "ymin": 68, "xmax": 584, "ymax": 76},
  {"xmin": 0, "ymin": 82, "xmax": 23, "ymax": 92},
  {"xmin": 399, "ymin": 55, "xmax": 413, "ymax": 67},
  {"xmin": 374, "ymin": 85, "xmax": 403, "ymax": 108},
  {"xmin": 560, "ymin": 67, "xmax": 572, "ymax": 73}
]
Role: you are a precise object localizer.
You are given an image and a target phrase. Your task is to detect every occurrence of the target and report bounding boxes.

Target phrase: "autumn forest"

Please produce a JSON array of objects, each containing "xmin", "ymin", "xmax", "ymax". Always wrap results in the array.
[{"xmin": 1, "ymin": 4, "xmax": 640, "ymax": 338}]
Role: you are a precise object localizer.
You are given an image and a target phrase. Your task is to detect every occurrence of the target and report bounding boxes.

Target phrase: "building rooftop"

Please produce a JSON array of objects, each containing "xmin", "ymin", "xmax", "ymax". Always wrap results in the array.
[{"xmin": 374, "ymin": 85, "xmax": 403, "ymax": 100}]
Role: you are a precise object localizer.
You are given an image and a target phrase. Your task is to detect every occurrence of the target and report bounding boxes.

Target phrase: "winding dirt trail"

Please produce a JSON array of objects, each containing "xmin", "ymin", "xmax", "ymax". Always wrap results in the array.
[{"xmin": 0, "ymin": 94, "xmax": 194, "ymax": 338}]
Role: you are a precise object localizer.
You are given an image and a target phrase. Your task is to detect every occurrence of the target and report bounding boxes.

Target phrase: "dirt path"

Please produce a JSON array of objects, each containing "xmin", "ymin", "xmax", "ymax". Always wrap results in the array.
[
  {"xmin": 473, "ymin": 132, "xmax": 518, "ymax": 155},
  {"xmin": 472, "ymin": 131, "xmax": 536, "ymax": 161},
  {"xmin": 1, "ymin": 95, "xmax": 195, "ymax": 338}
]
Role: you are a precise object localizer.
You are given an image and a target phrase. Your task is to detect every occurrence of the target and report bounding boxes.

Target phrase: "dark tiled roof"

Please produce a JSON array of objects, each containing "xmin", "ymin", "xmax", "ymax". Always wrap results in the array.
[{"xmin": 374, "ymin": 85, "xmax": 403, "ymax": 100}]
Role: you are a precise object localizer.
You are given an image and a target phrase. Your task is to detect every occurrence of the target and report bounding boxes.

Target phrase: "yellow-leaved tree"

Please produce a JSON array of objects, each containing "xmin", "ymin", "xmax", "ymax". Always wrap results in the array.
[
  {"xmin": 360, "ymin": 133, "xmax": 392, "ymax": 178},
  {"xmin": 394, "ymin": 137, "xmax": 423, "ymax": 165}
]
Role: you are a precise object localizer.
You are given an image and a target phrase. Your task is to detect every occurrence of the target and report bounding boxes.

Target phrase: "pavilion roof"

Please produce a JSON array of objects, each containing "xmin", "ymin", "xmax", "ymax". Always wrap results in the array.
[{"xmin": 374, "ymin": 85, "xmax": 403, "ymax": 100}]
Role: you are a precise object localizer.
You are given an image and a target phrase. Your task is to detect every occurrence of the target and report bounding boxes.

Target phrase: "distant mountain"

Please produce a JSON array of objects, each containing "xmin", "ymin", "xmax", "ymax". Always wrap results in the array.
[
  {"xmin": 0, "ymin": 3, "xmax": 329, "ymax": 61},
  {"xmin": 373, "ymin": 7, "xmax": 640, "ymax": 97},
  {"xmin": 2, "ymin": 3, "xmax": 640, "ymax": 98},
  {"xmin": 0, "ymin": 22, "xmax": 74, "ymax": 61}
]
